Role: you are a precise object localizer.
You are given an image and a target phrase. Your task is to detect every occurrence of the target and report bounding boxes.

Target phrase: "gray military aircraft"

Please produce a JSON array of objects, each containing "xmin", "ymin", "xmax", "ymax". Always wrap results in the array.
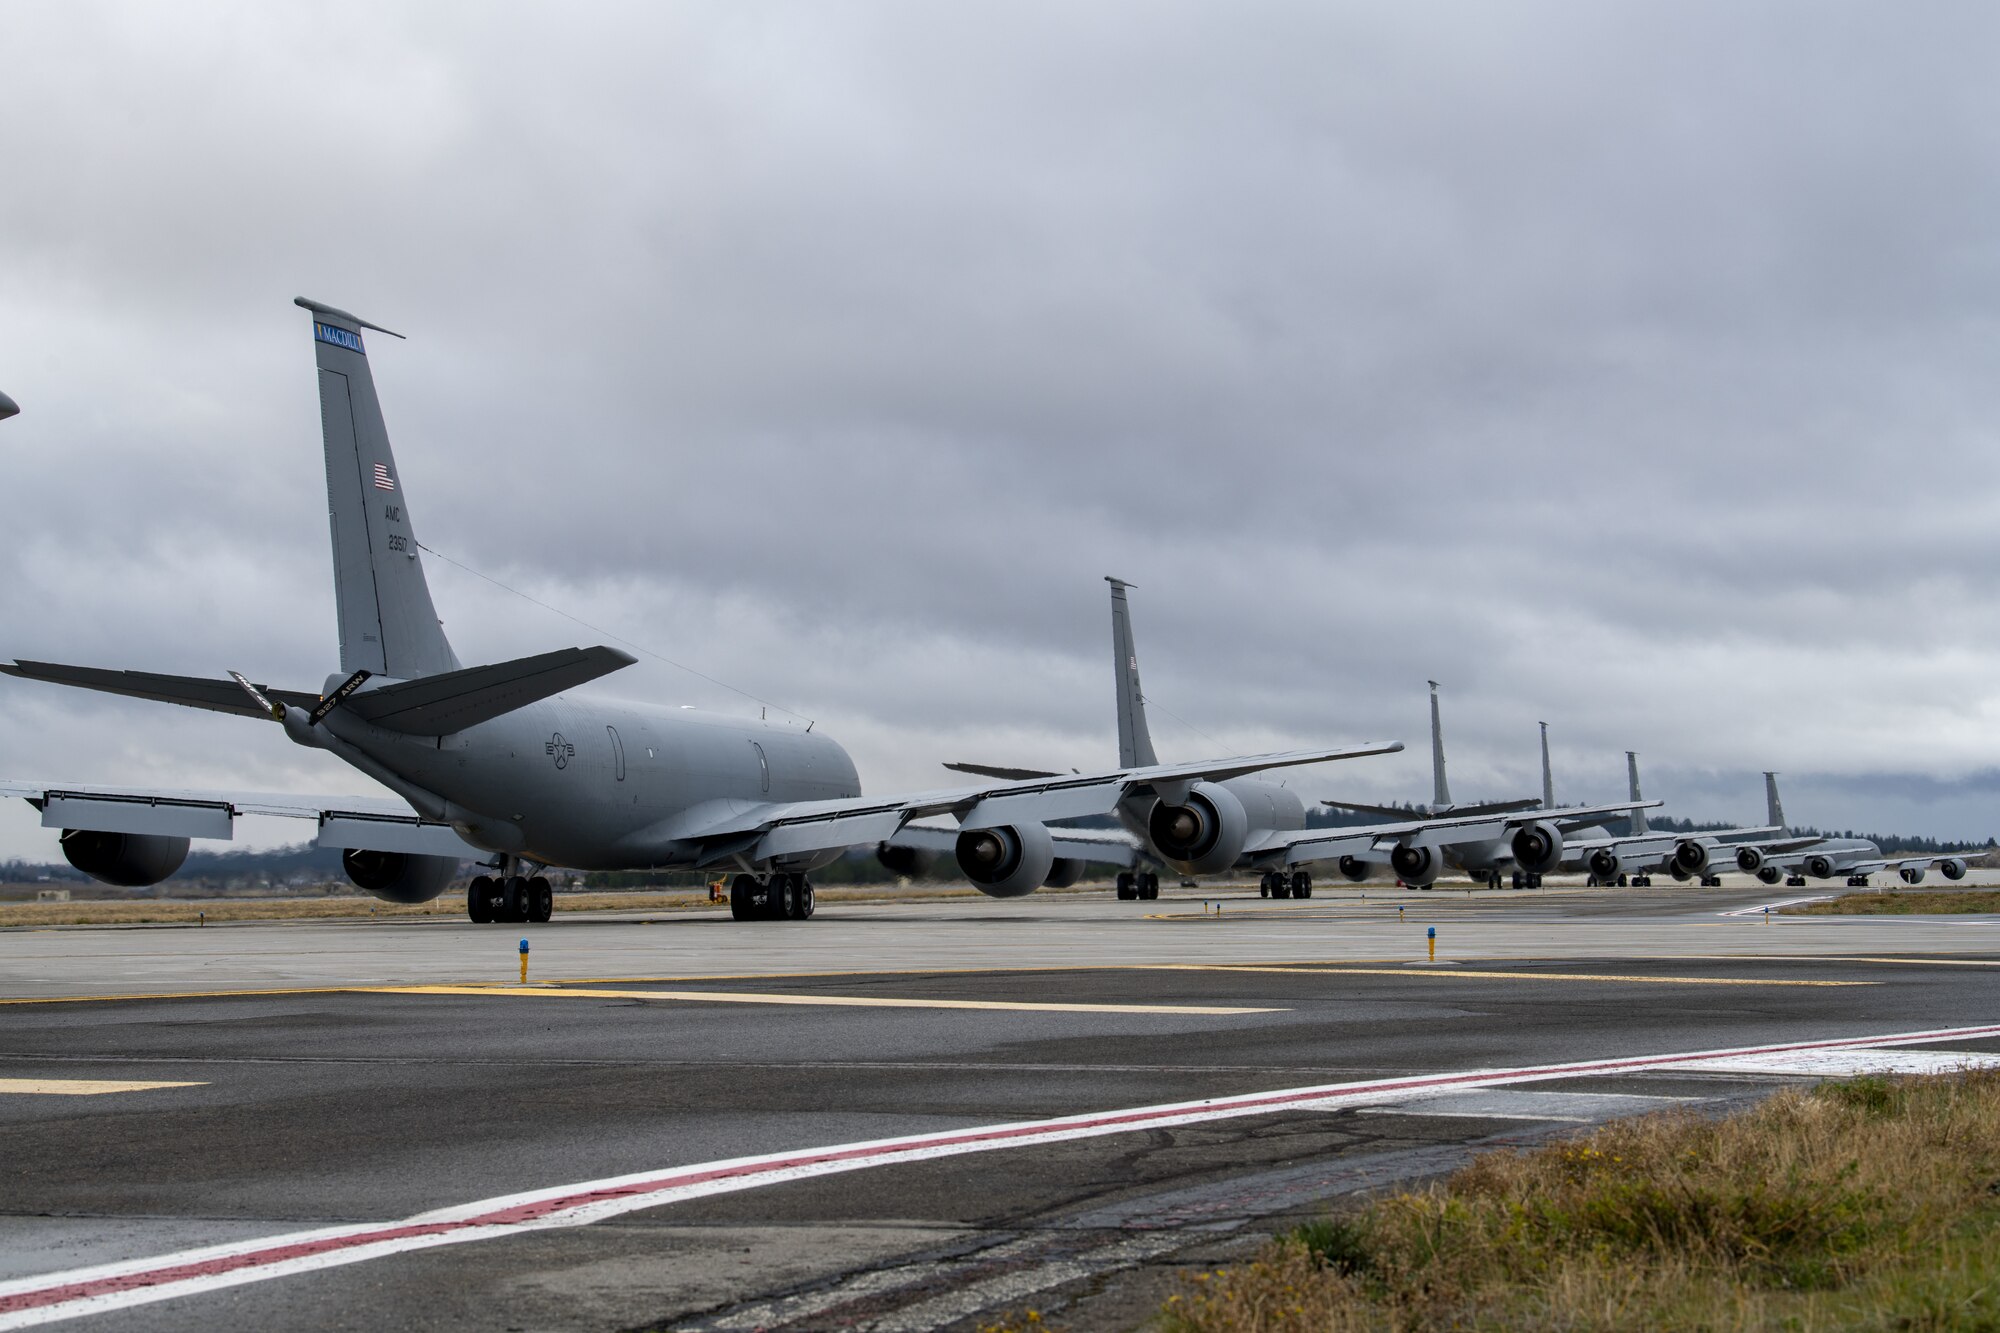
[
  {"xmin": 946, "ymin": 581, "xmax": 1651, "ymax": 898},
  {"xmin": 1320, "ymin": 683, "xmax": 1643, "ymax": 889},
  {"xmin": 0, "ymin": 299, "xmax": 1405, "ymax": 923},
  {"xmin": 1731, "ymin": 773, "xmax": 1970, "ymax": 887},
  {"xmin": 1554, "ymin": 749, "xmax": 1804, "ymax": 887}
]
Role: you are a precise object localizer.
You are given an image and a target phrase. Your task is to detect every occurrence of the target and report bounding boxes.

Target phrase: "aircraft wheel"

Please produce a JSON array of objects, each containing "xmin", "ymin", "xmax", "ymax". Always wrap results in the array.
[
  {"xmin": 1258, "ymin": 873, "xmax": 1271, "ymax": 899},
  {"xmin": 1140, "ymin": 872, "xmax": 1159, "ymax": 900},
  {"xmin": 467, "ymin": 876, "xmax": 494, "ymax": 924},
  {"xmin": 1510, "ymin": 871, "xmax": 1524, "ymax": 890},
  {"xmin": 1291, "ymin": 871, "xmax": 1311, "ymax": 900},
  {"xmin": 1617, "ymin": 874, "xmax": 1629, "ymax": 887},
  {"xmin": 529, "ymin": 876, "xmax": 554, "ymax": 922},
  {"xmin": 729, "ymin": 874, "xmax": 756, "ymax": 921},
  {"xmin": 500, "ymin": 877, "xmax": 528, "ymax": 923},
  {"xmin": 1529, "ymin": 873, "xmax": 1543, "ymax": 889},
  {"xmin": 764, "ymin": 875, "xmax": 792, "ymax": 921},
  {"xmin": 1116, "ymin": 872, "xmax": 1137, "ymax": 901},
  {"xmin": 790, "ymin": 876, "xmax": 816, "ymax": 920}
]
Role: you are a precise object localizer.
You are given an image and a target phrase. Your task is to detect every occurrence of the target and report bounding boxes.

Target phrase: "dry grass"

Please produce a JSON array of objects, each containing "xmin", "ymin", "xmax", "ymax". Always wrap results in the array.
[
  {"xmin": 1158, "ymin": 1069, "xmax": 2000, "ymax": 1331},
  {"xmin": 0, "ymin": 882, "xmax": 1094, "ymax": 928},
  {"xmin": 1784, "ymin": 888, "xmax": 2000, "ymax": 916}
]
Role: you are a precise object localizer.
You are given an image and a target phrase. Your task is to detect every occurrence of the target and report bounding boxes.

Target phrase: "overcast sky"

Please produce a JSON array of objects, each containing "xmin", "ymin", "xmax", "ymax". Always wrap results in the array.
[{"xmin": 3, "ymin": 1, "xmax": 1999, "ymax": 861}]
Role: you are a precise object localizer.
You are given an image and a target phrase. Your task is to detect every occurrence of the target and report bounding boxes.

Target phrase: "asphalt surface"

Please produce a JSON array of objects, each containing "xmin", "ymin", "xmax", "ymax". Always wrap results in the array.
[{"xmin": 3, "ymin": 882, "xmax": 1999, "ymax": 1330}]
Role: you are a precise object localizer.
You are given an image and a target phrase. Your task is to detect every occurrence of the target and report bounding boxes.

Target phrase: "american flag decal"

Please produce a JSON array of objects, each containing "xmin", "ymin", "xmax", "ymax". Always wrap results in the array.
[{"xmin": 372, "ymin": 463, "xmax": 395, "ymax": 492}]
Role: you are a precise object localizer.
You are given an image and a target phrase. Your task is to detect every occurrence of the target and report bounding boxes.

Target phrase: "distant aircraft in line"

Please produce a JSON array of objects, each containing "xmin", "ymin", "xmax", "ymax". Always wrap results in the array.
[
  {"xmin": 0, "ymin": 390, "xmax": 18, "ymax": 422},
  {"xmin": 1732, "ymin": 773, "xmax": 1969, "ymax": 887},
  {"xmin": 0, "ymin": 300, "xmax": 1403, "ymax": 923},
  {"xmin": 947, "ymin": 583, "xmax": 1651, "ymax": 898}
]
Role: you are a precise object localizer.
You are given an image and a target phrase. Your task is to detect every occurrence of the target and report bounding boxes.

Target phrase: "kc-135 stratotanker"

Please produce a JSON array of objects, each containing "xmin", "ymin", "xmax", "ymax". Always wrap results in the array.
[{"xmin": 1, "ymin": 299, "xmax": 1405, "ymax": 923}]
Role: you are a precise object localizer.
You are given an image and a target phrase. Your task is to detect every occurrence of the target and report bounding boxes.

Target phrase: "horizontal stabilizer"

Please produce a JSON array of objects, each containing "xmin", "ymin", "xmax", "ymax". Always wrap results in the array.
[
  {"xmin": 943, "ymin": 761, "xmax": 1065, "ymax": 782},
  {"xmin": 342, "ymin": 645, "xmax": 637, "ymax": 735},
  {"xmin": 1, "ymin": 661, "xmax": 319, "ymax": 719}
]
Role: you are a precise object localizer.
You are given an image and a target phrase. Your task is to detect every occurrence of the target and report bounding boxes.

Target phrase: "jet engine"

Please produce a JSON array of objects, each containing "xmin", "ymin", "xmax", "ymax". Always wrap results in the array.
[
  {"xmin": 1899, "ymin": 867, "xmax": 1926, "ymax": 885},
  {"xmin": 1388, "ymin": 842, "xmax": 1441, "ymax": 887},
  {"xmin": 1510, "ymin": 821, "xmax": 1564, "ymax": 875},
  {"xmin": 59, "ymin": 828, "xmax": 189, "ymax": 888},
  {"xmin": 1757, "ymin": 865, "xmax": 1784, "ymax": 884},
  {"xmin": 955, "ymin": 823, "xmax": 1054, "ymax": 899},
  {"xmin": 1042, "ymin": 857, "xmax": 1085, "ymax": 889},
  {"xmin": 1668, "ymin": 840, "xmax": 1712, "ymax": 878},
  {"xmin": 1336, "ymin": 855, "xmax": 1375, "ymax": 883},
  {"xmin": 1735, "ymin": 846, "xmax": 1767, "ymax": 874},
  {"xmin": 1146, "ymin": 783, "xmax": 1248, "ymax": 876},
  {"xmin": 342, "ymin": 849, "xmax": 458, "ymax": 904},
  {"xmin": 875, "ymin": 842, "xmax": 934, "ymax": 879},
  {"xmin": 1803, "ymin": 853, "xmax": 1837, "ymax": 880},
  {"xmin": 1584, "ymin": 848, "xmax": 1622, "ymax": 881},
  {"xmin": 1941, "ymin": 857, "xmax": 1969, "ymax": 881}
]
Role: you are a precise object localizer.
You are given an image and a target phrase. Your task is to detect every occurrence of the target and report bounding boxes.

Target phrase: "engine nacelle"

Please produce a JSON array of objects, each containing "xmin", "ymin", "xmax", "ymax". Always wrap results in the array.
[
  {"xmin": 1735, "ymin": 845, "xmax": 1767, "ymax": 874},
  {"xmin": 1899, "ymin": 867, "xmax": 1925, "ymax": 885},
  {"xmin": 875, "ymin": 842, "xmax": 933, "ymax": 879},
  {"xmin": 1940, "ymin": 857, "xmax": 1969, "ymax": 881},
  {"xmin": 955, "ymin": 823, "xmax": 1054, "ymax": 899},
  {"xmin": 1146, "ymin": 783, "xmax": 1249, "ymax": 876},
  {"xmin": 1669, "ymin": 840, "xmax": 1712, "ymax": 877},
  {"xmin": 1510, "ymin": 821, "xmax": 1564, "ymax": 875},
  {"xmin": 1042, "ymin": 857, "xmax": 1085, "ymax": 889},
  {"xmin": 342, "ymin": 849, "xmax": 458, "ymax": 904},
  {"xmin": 1803, "ymin": 853, "xmax": 1837, "ymax": 880},
  {"xmin": 1757, "ymin": 865, "xmax": 1784, "ymax": 884},
  {"xmin": 1389, "ymin": 842, "xmax": 1441, "ymax": 886},
  {"xmin": 1585, "ymin": 848, "xmax": 1622, "ymax": 880},
  {"xmin": 60, "ymin": 829, "xmax": 189, "ymax": 888},
  {"xmin": 1336, "ymin": 855, "xmax": 1375, "ymax": 883}
]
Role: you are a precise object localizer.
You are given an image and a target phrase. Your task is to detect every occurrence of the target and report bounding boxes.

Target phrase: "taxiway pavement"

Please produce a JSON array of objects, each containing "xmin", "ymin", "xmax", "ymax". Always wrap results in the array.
[{"xmin": 2, "ymin": 883, "xmax": 1997, "ymax": 1330}]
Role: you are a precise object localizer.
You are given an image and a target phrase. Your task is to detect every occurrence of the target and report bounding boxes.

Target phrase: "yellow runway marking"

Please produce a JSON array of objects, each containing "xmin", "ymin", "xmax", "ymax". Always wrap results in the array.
[
  {"xmin": 376, "ymin": 985, "xmax": 1281, "ymax": 1015},
  {"xmin": 1157, "ymin": 965, "xmax": 1872, "ymax": 988},
  {"xmin": 0, "ymin": 1079, "xmax": 206, "ymax": 1096}
]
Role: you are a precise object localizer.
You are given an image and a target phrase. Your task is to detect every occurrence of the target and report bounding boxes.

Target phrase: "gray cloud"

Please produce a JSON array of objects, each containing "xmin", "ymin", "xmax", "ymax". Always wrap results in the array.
[{"xmin": 4, "ymin": 1, "xmax": 1999, "ymax": 860}]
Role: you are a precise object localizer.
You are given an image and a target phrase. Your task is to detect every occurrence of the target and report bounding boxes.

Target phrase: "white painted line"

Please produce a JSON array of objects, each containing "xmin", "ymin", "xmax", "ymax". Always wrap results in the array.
[
  {"xmin": 4, "ymin": 1021, "xmax": 1999, "ymax": 1328},
  {"xmin": 1658, "ymin": 1049, "xmax": 2000, "ymax": 1077},
  {"xmin": 1719, "ymin": 896, "xmax": 1830, "ymax": 917}
]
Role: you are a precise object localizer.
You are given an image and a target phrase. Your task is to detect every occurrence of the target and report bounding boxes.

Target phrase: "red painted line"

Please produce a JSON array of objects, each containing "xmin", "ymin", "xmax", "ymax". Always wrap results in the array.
[{"xmin": 8, "ymin": 1021, "xmax": 2000, "ymax": 1319}]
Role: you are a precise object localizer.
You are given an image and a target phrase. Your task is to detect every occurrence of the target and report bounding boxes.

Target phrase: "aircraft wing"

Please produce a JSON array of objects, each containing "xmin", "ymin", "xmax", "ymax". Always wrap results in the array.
[
  {"xmin": 0, "ymin": 780, "xmax": 480, "ymax": 859},
  {"xmin": 885, "ymin": 822, "xmax": 1141, "ymax": 867},
  {"xmin": 656, "ymin": 740, "xmax": 1403, "ymax": 866}
]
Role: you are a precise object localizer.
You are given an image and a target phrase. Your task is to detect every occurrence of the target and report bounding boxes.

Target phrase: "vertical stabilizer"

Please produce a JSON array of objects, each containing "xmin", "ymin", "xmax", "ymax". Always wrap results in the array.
[
  {"xmin": 298, "ymin": 298, "xmax": 460, "ymax": 680},
  {"xmin": 1626, "ymin": 752, "xmax": 1648, "ymax": 836},
  {"xmin": 1764, "ymin": 771, "xmax": 1787, "ymax": 833},
  {"xmin": 1427, "ymin": 681, "xmax": 1452, "ymax": 807},
  {"xmin": 1539, "ymin": 722, "xmax": 1554, "ymax": 807},
  {"xmin": 1106, "ymin": 578, "xmax": 1158, "ymax": 768}
]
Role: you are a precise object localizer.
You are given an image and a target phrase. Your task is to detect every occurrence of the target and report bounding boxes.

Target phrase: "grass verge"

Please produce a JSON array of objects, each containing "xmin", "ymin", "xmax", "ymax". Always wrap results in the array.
[
  {"xmin": 1783, "ymin": 888, "xmax": 2000, "ymax": 916},
  {"xmin": 1157, "ymin": 1068, "xmax": 2000, "ymax": 1331}
]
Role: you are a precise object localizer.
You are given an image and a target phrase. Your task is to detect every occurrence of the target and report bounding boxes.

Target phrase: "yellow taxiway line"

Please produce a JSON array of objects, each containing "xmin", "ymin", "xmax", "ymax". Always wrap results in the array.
[
  {"xmin": 1157, "ymin": 964, "xmax": 1872, "ymax": 988},
  {"xmin": 376, "ymin": 985, "xmax": 1282, "ymax": 1014},
  {"xmin": 0, "ymin": 1079, "xmax": 206, "ymax": 1096}
]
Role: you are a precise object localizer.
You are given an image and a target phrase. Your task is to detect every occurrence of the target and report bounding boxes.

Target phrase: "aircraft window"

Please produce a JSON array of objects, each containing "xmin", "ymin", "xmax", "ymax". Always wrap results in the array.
[
  {"xmin": 607, "ymin": 726, "xmax": 626, "ymax": 782},
  {"xmin": 752, "ymin": 741, "xmax": 770, "ymax": 793}
]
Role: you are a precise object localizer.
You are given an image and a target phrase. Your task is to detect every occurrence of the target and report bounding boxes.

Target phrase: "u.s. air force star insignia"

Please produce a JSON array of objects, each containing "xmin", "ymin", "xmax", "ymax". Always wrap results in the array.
[{"xmin": 546, "ymin": 733, "xmax": 575, "ymax": 770}]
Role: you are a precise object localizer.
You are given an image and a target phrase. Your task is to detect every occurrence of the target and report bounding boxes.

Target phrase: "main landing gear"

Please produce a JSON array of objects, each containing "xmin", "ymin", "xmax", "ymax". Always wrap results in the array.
[
  {"xmin": 467, "ymin": 873, "xmax": 552, "ymax": 924},
  {"xmin": 1259, "ymin": 870, "xmax": 1312, "ymax": 899},
  {"xmin": 729, "ymin": 872, "xmax": 817, "ymax": 922},
  {"xmin": 1116, "ymin": 871, "xmax": 1159, "ymax": 901}
]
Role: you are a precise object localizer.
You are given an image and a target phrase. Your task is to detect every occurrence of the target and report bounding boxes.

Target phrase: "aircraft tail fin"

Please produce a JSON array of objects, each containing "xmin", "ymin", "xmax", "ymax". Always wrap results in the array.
[
  {"xmin": 339, "ymin": 646, "xmax": 635, "ymax": 736},
  {"xmin": 1428, "ymin": 681, "xmax": 1451, "ymax": 807},
  {"xmin": 1765, "ymin": 771, "xmax": 1787, "ymax": 833},
  {"xmin": 298, "ymin": 297, "xmax": 460, "ymax": 681},
  {"xmin": 1626, "ymin": 752, "xmax": 1648, "ymax": 836},
  {"xmin": 1106, "ymin": 578, "xmax": 1159, "ymax": 768},
  {"xmin": 1539, "ymin": 722, "xmax": 1554, "ymax": 807}
]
